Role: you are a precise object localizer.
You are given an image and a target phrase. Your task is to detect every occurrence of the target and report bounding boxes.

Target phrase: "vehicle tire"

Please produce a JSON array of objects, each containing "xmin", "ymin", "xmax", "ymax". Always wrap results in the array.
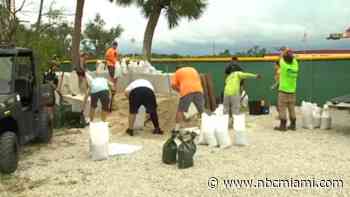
[
  {"xmin": 0, "ymin": 132, "xmax": 19, "ymax": 174},
  {"xmin": 37, "ymin": 112, "xmax": 53, "ymax": 143}
]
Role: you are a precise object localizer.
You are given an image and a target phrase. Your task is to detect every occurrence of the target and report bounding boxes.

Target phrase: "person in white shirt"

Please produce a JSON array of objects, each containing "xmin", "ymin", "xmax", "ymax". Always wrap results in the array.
[{"xmin": 124, "ymin": 79, "xmax": 163, "ymax": 136}]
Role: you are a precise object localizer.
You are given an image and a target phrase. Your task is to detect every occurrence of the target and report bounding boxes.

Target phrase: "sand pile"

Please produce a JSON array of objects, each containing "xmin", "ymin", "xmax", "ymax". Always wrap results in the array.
[{"xmin": 107, "ymin": 93, "xmax": 180, "ymax": 135}]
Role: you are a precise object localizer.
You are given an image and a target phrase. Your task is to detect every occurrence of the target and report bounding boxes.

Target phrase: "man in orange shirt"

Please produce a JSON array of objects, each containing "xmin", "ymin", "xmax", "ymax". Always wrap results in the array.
[
  {"xmin": 105, "ymin": 41, "xmax": 119, "ymax": 111},
  {"xmin": 171, "ymin": 66, "xmax": 204, "ymax": 130},
  {"xmin": 105, "ymin": 41, "xmax": 119, "ymax": 80}
]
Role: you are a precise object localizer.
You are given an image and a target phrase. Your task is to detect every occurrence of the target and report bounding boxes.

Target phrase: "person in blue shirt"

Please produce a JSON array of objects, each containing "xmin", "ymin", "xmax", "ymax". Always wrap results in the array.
[{"xmin": 83, "ymin": 65, "xmax": 112, "ymax": 122}]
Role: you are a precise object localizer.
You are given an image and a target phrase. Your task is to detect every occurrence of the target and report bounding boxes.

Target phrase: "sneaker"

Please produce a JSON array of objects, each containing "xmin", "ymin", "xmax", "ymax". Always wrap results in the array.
[
  {"xmin": 153, "ymin": 128, "xmax": 164, "ymax": 135},
  {"xmin": 126, "ymin": 128, "xmax": 134, "ymax": 136}
]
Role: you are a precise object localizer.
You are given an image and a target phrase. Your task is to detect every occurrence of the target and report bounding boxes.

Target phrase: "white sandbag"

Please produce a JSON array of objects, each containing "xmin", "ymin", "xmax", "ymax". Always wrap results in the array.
[
  {"xmin": 199, "ymin": 113, "xmax": 218, "ymax": 147},
  {"xmin": 89, "ymin": 122, "xmax": 110, "ymax": 161},
  {"xmin": 197, "ymin": 115, "xmax": 206, "ymax": 145},
  {"xmin": 234, "ymin": 130, "xmax": 248, "ymax": 146},
  {"xmin": 214, "ymin": 104, "xmax": 224, "ymax": 116},
  {"xmin": 320, "ymin": 117, "xmax": 332, "ymax": 130},
  {"xmin": 233, "ymin": 114, "xmax": 246, "ymax": 131},
  {"xmin": 320, "ymin": 105, "xmax": 332, "ymax": 130},
  {"xmin": 206, "ymin": 124, "xmax": 218, "ymax": 148},
  {"xmin": 198, "ymin": 113, "xmax": 209, "ymax": 145},
  {"xmin": 241, "ymin": 91, "xmax": 249, "ymax": 108},
  {"xmin": 302, "ymin": 101, "xmax": 314, "ymax": 129},
  {"xmin": 214, "ymin": 115, "xmax": 231, "ymax": 148},
  {"xmin": 312, "ymin": 106, "xmax": 322, "ymax": 128},
  {"xmin": 134, "ymin": 105, "xmax": 146, "ymax": 130},
  {"xmin": 184, "ymin": 103, "xmax": 198, "ymax": 120},
  {"xmin": 233, "ymin": 114, "xmax": 248, "ymax": 146},
  {"xmin": 114, "ymin": 62, "xmax": 123, "ymax": 77}
]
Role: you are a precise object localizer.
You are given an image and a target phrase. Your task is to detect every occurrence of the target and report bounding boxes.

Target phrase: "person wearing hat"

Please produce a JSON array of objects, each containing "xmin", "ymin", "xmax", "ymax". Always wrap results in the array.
[
  {"xmin": 225, "ymin": 56, "xmax": 243, "ymax": 79},
  {"xmin": 274, "ymin": 48, "xmax": 299, "ymax": 131},
  {"xmin": 105, "ymin": 41, "xmax": 120, "ymax": 111}
]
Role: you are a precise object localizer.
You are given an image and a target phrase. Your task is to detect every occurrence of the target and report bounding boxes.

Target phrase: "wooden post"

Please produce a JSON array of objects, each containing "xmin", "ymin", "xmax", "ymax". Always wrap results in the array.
[
  {"xmin": 205, "ymin": 74, "xmax": 217, "ymax": 111},
  {"xmin": 200, "ymin": 74, "xmax": 210, "ymax": 110}
]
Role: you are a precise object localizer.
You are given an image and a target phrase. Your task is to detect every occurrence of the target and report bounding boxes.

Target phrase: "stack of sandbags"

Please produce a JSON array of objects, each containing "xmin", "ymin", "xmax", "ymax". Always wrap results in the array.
[
  {"xmin": 302, "ymin": 101, "xmax": 332, "ymax": 130},
  {"xmin": 197, "ymin": 113, "xmax": 231, "ymax": 149}
]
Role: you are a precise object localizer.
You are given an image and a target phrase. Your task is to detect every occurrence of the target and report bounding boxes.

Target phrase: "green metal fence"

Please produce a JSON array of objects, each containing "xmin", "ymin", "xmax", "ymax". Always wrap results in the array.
[{"xmin": 153, "ymin": 60, "xmax": 350, "ymax": 105}]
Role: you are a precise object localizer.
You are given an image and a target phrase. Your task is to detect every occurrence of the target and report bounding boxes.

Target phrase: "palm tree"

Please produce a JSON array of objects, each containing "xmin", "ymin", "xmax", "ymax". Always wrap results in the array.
[
  {"xmin": 109, "ymin": 0, "xmax": 207, "ymax": 61},
  {"xmin": 71, "ymin": 0, "xmax": 85, "ymax": 68},
  {"xmin": 36, "ymin": 0, "xmax": 44, "ymax": 32}
]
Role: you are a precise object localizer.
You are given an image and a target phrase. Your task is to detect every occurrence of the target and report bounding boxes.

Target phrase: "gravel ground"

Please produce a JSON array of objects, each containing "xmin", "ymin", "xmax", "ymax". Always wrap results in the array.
[{"xmin": 1, "ymin": 95, "xmax": 350, "ymax": 197}]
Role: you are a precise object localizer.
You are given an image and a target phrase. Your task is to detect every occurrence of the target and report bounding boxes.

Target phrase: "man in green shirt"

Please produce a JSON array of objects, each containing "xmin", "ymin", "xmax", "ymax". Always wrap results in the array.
[
  {"xmin": 224, "ymin": 67, "xmax": 261, "ymax": 116},
  {"xmin": 274, "ymin": 48, "xmax": 299, "ymax": 131}
]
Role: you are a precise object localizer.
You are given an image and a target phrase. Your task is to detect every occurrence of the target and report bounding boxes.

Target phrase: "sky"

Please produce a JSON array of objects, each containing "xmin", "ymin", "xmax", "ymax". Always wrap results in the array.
[{"xmin": 17, "ymin": 0, "xmax": 350, "ymax": 55}]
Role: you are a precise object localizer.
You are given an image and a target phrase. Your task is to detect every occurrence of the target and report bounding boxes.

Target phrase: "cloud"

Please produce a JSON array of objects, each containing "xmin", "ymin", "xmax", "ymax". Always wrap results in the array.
[{"xmin": 17, "ymin": 0, "xmax": 350, "ymax": 55}]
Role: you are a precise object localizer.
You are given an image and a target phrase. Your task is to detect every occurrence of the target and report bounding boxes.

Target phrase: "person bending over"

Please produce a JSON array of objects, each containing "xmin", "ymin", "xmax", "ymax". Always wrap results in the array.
[
  {"xmin": 83, "ymin": 67, "xmax": 112, "ymax": 122},
  {"xmin": 171, "ymin": 66, "xmax": 204, "ymax": 130},
  {"xmin": 124, "ymin": 79, "xmax": 163, "ymax": 136}
]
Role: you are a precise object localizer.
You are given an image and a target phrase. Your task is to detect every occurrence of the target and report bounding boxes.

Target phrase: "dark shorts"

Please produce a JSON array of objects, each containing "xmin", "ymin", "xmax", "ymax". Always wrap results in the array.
[
  {"xmin": 91, "ymin": 90, "xmax": 110, "ymax": 111},
  {"xmin": 107, "ymin": 66, "xmax": 115, "ymax": 79},
  {"xmin": 129, "ymin": 87, "xmax": 157, "ymax": 114},
  {"xmin": 178, "ymin": 92, "xmax": 204, "ymax": 113}
]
